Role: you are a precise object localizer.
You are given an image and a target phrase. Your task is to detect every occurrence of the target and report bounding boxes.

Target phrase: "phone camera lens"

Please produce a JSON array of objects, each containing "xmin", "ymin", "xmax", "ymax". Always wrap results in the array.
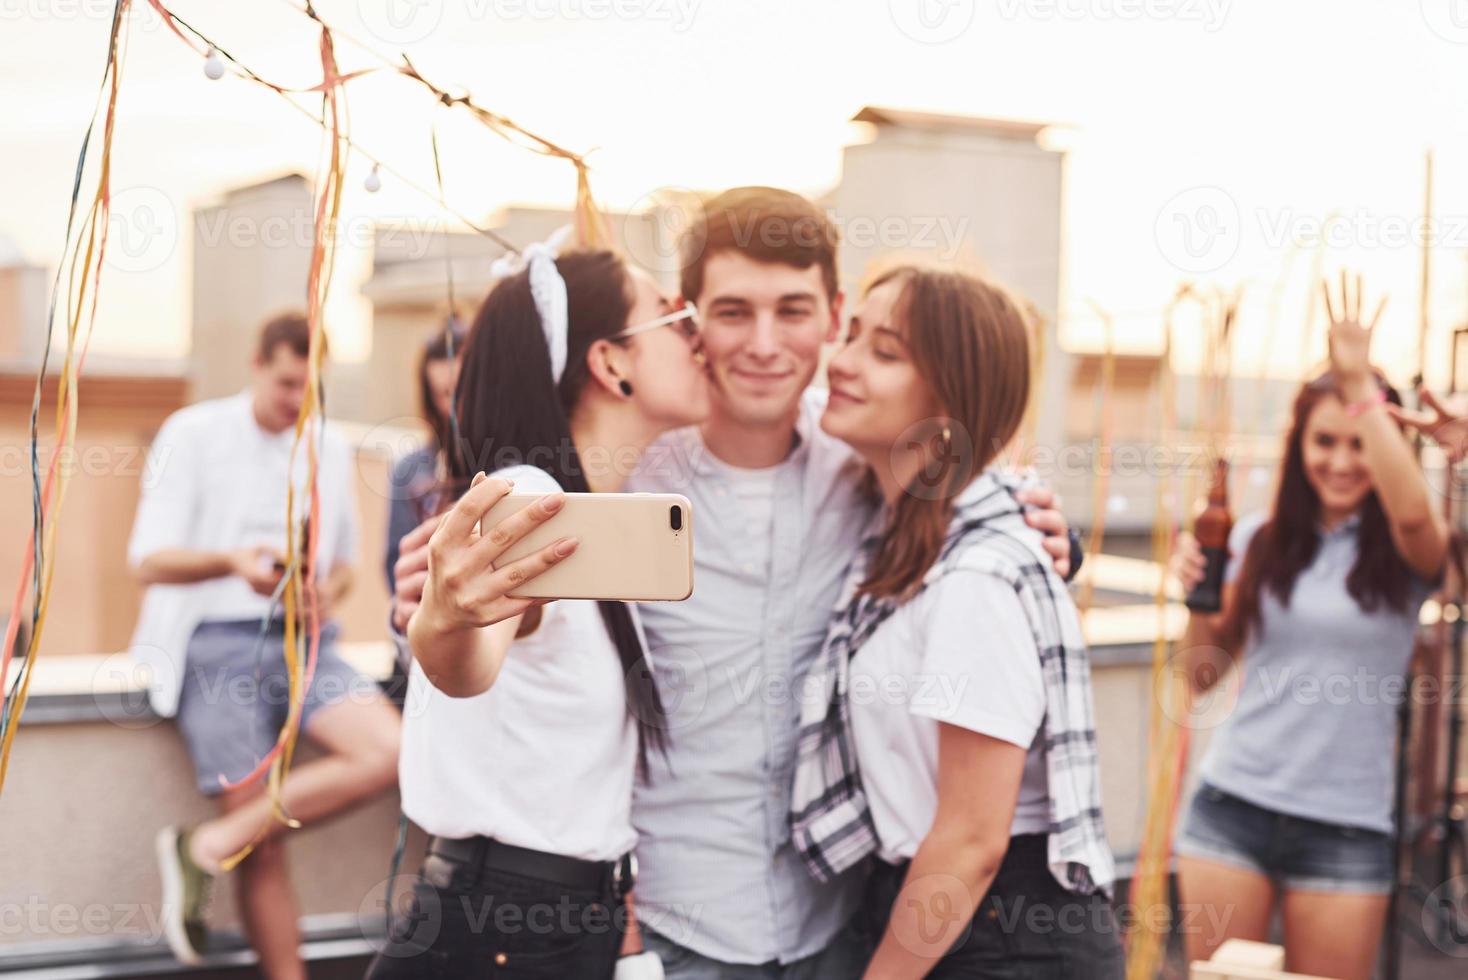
[{"xmin": 669, "ymin": 505, "xmax": 683, "ymax": 531}]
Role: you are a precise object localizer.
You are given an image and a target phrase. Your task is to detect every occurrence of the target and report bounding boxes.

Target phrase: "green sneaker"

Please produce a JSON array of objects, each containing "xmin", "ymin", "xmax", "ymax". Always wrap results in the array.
[{"xmin": 155, "ymin": 825, "xmax": 214, "ymax": 964}]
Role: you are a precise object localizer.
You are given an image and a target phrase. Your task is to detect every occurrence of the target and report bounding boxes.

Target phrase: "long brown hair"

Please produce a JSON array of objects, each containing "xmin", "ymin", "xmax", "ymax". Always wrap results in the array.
[
  {"xmin": 1221, "ymin": 371, "xmax": 1411, "ymax": 648},
  {"xmin": 860, "ymin": 266, "xmax": 1034, "ymax": 600},
  {"xmin": 417, "ymin": 316, "xmax": 464, "ymax": 453},
  {"xmin": 450, "ymin": 250, "xmax": 667, "ymax": 769}
]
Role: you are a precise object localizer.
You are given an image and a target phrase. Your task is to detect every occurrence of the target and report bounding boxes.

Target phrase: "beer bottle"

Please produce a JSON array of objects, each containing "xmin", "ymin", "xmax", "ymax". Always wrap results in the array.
[{"xmin": 1186, "ymin": 457, "xmax": 1234, "ymax": 613}]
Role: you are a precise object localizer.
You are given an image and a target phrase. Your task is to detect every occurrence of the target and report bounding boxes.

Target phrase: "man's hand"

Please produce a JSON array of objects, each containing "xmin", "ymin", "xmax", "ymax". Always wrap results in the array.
[
  {"xmin": 391, "ymin": 514, "xmax": 438, "ymax": 634},
  {"xmin": 231, "ymin": 545, "xmax": 285, "ymax": 597},
  {"xmin": 1016, "ymin": 484, "xmax": 1072, "ymax": 580}
]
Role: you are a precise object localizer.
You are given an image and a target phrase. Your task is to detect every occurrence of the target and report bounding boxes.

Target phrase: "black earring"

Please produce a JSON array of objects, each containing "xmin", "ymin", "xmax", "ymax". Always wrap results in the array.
[{"xmin": 618, "ymin": 379, "xmax": 634, "ymax": 397}]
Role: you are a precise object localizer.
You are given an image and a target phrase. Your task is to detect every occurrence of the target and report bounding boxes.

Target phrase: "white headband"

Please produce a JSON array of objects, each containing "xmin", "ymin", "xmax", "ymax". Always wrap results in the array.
[{"xmin": 489, "ymin": 225, "xmax": 574, "ymax": 383}]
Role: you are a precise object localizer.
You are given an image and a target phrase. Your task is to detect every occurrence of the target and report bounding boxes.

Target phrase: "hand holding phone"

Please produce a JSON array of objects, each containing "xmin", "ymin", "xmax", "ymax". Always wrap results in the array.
[{"xmin": 482, "ymin": 492, "xmax": 693, "ymax": 601}]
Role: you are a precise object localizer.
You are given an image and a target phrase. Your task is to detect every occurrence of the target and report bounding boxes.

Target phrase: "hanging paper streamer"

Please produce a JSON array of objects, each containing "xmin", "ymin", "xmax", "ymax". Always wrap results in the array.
[
  {"xmin": 0, "ymin": 0, "xmax": 129, "ymax": 793},
  {"xmin": 1123, "ymin": 284, "xmax": 1239, "ymax": 980},
  {"xmin": 1077, "ymin": 301, "xmax": 1118, "ymax": 616},
  {"xmin": 0, "ymin": 0, "xmax": 615, "ymax": 812}
]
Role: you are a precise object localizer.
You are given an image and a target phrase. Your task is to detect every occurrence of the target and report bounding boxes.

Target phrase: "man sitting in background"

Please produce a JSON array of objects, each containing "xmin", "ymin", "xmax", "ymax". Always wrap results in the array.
[{"xmin": 128, "ymin": 313, "xmax": 399, "ymax": 979}]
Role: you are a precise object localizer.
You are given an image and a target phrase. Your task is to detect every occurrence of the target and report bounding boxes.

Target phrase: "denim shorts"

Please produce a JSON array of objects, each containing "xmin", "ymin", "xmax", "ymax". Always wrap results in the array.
[
  {"xmin": 175, "ymin": 619, "xmax": 376, "ymax": 794},
  {"xmin": 1175, "ymin": 783, "xmax": 1394, "ymax": 894}
]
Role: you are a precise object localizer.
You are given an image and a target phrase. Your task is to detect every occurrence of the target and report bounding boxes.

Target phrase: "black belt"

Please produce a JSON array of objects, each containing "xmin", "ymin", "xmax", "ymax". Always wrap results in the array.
[{"xmin": 427, "ymin": 835, "xmax": 636, "ymax": 897}]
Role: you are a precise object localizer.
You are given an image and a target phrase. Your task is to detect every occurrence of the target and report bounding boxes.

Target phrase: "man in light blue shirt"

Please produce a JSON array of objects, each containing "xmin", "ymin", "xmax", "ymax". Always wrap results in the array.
[{"xmin": 624, "ymin": 187, "xmax": 1075, "ymax": 977}]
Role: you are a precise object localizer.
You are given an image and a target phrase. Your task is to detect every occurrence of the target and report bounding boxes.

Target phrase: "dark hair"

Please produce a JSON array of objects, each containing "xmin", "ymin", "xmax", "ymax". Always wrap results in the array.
[
  {"xmin": 450, "ymin": 250, "xmax": 667, "ymax": 769},
  {"xmin": 418, "ymin": 316, "xmax": 465, "ymax": 452},
  {"xmin": 858, "ymin": 266, "xmax": 1034, "ymax": 600},
  {"xmin": 680, "ymin": 186, "xmax": 840, "ymax": 304},
  {"xmin": 1222, "ymin": 371, "xmax": 1412, "ymax": 647},
  {"xmin": 256, "ymin": 312, "xmax": 317, "ymax": 362}
]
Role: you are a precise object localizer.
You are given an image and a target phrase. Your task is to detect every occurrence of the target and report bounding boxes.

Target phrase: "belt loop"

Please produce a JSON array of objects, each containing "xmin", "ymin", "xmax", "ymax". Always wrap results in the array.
[{"xmin": 471, "ymin": 836, "xmax": 489, "ymax": 890}]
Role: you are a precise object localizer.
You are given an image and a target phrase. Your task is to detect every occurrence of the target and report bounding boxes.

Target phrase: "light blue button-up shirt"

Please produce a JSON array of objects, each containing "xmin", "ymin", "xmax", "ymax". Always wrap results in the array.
[{"xmin": 626, "ymin": 389, "xmax": 876, "ymax": 964}]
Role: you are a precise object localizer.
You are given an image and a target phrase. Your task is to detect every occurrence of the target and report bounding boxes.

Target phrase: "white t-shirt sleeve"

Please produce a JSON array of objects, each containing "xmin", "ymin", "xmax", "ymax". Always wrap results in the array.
[
  {"xmin": 910, "ymin": 570, "xmax": 1046, "ymax": 750},
  {"xmin": 127, "ymin": 411, "xmax": 199, "ymax": 568},
  {"xmin": 491, "ymin": 464, "xmax": 564, "ymax": 495},
  {"xmin": 328, "ymin": 435, "xmax": 360, "ymax": 568}
]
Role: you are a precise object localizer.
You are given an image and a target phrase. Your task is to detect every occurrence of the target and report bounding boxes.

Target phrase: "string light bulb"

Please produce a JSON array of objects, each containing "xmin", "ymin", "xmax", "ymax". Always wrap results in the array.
[
  {"xmin": 203, "ymin": 46, "xmax": 225, "ymax": 80},
  {"xmin": 364, "ymin": 164, "xmax": 382, "ymax": 193}
]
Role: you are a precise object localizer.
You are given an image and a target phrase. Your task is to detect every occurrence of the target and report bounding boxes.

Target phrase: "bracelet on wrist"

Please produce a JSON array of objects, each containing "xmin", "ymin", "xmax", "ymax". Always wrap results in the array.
[{"xmin": 1345, "ymin": 388, "xmax": 1387, "ymax": 417}]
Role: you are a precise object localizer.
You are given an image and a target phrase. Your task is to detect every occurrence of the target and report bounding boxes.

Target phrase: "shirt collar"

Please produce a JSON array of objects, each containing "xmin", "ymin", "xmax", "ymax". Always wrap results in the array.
[
  {"xmin": 1317, "ymin": 511, "xmax": 1363, "ymax": 538},
  {"xmin": 680, "ymin": 396, "xmax": 815, "ymax": 478}
]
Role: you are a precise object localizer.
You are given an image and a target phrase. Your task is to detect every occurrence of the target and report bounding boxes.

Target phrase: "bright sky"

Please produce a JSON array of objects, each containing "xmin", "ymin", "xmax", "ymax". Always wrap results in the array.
[{"xmin": 3, "ymin": 0, "xmax": 1468, "ymax": 385}]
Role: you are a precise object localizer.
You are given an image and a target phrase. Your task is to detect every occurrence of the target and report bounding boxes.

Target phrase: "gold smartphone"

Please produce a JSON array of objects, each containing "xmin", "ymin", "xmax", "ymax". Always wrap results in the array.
[{"xmin": 482, "ymin": 492, "xmax": 694, "ymax": 601}]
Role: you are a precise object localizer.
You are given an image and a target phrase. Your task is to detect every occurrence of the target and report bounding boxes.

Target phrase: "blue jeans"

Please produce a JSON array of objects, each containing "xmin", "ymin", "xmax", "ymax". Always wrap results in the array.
[
  {"xmin": 1176, "ymin": 782, "xmax": 1394, "ymax": 894},
  {"xmin": 643, "ymin": 917, "xmax": 866, "ymax": 980}
]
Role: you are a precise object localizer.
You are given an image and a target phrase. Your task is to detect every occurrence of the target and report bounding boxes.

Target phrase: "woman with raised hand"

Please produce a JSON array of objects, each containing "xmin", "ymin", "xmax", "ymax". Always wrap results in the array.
[
  {"xmin": 792, "ymin": 265, "xmax": 1122, "ymax": 979},
  {"xmin": 1169, "ymin": 275, "xmax": 1448, "ymax": 980},
  {"xmin": 366, "ymin": 241, "xmax": 707, "ymax": 978}
]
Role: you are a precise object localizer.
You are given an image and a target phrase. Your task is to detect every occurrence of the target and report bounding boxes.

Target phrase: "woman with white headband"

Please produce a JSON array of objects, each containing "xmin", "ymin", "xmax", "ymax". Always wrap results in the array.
[{"xmin": 366, "ymin": 240, "xmax": 708, "ymax": 978}]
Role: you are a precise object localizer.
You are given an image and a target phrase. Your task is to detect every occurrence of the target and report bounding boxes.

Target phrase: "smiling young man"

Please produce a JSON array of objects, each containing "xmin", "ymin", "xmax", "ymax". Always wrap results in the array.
[{"xmin": 620, "ymin": 187, "xmax": 1078, "ymax": 978}]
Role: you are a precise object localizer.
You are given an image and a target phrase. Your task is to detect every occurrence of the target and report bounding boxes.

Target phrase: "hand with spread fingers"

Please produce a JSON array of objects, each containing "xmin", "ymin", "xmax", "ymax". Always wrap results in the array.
[
  {"xmin": 409, "ymin": 473, "xmax": 578, "ymax": 696},
  {"xmin": 1387, "ymin": 387, "xmax": 1468, "ymax": 464},
  {"xmin": 1322, "ymin": 270, "xmax": 1387, "ymax": 403}
]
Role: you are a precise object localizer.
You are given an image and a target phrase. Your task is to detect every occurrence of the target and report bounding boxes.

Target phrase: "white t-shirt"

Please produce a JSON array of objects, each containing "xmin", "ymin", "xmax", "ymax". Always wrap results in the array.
[
  {"xmin": 849, "ymin": 570, "xmax": 1051, "ymax": 864},
  {"xmin": 126, "ymin": 392, "xmax": 358, "ymax": 717},
  {"xmin": 398, "ymin": 466, "xmax": 641, "ymax": 861},
  {"xmin": 204, "ymin": 424, "xmax": 321, "ymax": 622},
  {"xmin": 708, "ymin": 458, "xmax": 778, "ymax": 579}
]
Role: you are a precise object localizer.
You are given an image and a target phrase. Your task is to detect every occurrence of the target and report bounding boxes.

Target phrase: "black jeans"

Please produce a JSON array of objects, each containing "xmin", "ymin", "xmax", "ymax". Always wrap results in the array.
[
  {"xmin": 364, "ymin": 844, "xmax": 626, "ymax": 979},
  {"xmin": 858, "ymin": 835, "xmax": 1125, "ymax": 979}
]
